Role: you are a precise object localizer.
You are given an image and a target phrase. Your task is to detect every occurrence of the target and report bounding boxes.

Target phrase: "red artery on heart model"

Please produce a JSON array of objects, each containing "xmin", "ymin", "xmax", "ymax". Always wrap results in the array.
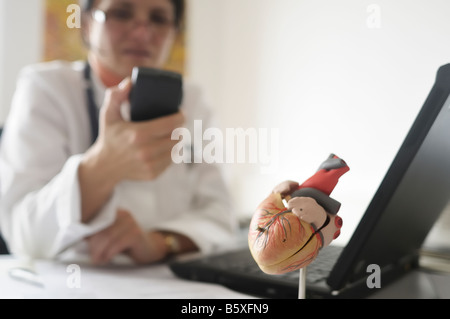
[{"xmin": 248, "ymin": 154, "xmax": 350, "ymax": 274}]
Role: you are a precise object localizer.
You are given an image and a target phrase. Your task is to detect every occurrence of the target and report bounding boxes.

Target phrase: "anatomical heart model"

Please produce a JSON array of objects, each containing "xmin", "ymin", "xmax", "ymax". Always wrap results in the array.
[{"xmin": 248, "ymin": 154, "xmax": 350, "ymax": 275}]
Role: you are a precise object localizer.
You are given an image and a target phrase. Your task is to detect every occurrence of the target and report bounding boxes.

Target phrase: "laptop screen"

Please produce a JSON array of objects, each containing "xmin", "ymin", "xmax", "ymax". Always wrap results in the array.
[{"xmin": 328, "ymin": 64, "xmax": 450, "ymax": 291}]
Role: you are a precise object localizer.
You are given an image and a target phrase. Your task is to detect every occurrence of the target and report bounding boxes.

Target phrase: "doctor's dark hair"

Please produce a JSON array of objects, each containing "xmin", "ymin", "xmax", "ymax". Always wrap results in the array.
[{"xmin": 79, "ymin": 0, "xmax": 185, "ymax": 29}]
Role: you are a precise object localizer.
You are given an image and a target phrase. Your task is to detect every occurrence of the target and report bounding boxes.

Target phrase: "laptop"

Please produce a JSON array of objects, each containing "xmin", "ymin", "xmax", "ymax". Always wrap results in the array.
[{"xmin": 169, "ymin": 63, "xmax": 450, "ymax": 299}]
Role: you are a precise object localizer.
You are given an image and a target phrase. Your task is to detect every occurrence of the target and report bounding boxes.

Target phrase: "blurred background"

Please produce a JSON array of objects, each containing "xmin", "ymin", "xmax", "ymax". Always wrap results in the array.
[{"xmin": 1, "ymin": 0, "xmax": 450, "ymax": 247}]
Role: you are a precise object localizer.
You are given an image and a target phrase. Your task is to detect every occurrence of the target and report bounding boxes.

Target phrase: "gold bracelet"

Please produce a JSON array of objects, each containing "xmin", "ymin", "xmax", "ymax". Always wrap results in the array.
[{"xmin": 164, "ymin": 233, "xmax": 181, "ymax": 255}]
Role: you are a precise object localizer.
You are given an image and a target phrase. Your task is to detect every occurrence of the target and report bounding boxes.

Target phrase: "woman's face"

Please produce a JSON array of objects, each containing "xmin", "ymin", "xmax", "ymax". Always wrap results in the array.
[{"xmin": 86, "ymin": 0, "xmax": 177, "ymax": 77}]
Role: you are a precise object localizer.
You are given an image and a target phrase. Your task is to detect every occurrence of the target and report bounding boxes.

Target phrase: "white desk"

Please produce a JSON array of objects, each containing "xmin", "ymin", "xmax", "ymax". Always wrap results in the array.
[
  {"xmin": 1, "ymin": 254, "xmax": 450, "ymax": 299},
  {"xmin": 0, "ymin": 255, "xmax": 255, "ymax": 299}
]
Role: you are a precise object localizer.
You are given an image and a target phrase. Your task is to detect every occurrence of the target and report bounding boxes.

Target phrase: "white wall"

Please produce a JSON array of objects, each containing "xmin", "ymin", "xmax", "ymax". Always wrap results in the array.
[
  {"xmin": 187, "ymin": 0, "xmax": 450, "ymax": 245},
  {"xmin": 0, "ymin": 0, "xmax": 44, "ymax": 125}
]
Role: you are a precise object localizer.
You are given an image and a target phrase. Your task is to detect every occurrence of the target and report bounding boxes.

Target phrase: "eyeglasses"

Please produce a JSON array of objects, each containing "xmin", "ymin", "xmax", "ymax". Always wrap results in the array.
[{"xmin": 91, "ymin": 8, "xmax": 175, "ymax": 33}]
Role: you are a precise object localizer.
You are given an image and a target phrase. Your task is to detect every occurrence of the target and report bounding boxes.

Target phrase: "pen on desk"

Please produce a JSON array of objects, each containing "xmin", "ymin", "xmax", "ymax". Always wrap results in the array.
[{"xmin": 8, "ymin": 267, "xmax": 44, "ymax": 288}]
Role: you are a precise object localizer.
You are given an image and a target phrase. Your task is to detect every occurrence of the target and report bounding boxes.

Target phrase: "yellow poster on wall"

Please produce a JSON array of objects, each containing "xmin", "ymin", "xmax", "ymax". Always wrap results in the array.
[{"xmin": 43, "ymin": 0, "xmax": 186, "ymax": 74}]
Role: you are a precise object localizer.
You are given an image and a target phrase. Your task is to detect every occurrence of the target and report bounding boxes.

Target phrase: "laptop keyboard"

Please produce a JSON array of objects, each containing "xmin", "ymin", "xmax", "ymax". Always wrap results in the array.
[
  {"xmin": 170, "ymin": 244, "xmax": 344, "ymax": 298},
  {"xmin": 195, "ymin": 245, "xmax": 343, "ymax": 284}
]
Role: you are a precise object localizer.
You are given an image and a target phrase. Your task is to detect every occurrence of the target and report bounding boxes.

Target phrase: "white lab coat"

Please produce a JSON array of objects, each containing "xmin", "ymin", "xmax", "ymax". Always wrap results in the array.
[{"xmin": 0, "ymin": 60, "xmax": 237, "ymax": 262}]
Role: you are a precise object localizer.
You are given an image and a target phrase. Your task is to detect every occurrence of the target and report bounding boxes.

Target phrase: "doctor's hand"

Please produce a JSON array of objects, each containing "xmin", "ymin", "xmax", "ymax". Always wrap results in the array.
[
  {"xmin": 86, "ymin": 209, "xmax": 168, "ymax": 265},
  {"xmin": 79, "ymin": 78, "xmax": 184, "ymax": 223},
  {"xmin": 97, "ymin": 77, "xmax": 184, "ymax": 182}
]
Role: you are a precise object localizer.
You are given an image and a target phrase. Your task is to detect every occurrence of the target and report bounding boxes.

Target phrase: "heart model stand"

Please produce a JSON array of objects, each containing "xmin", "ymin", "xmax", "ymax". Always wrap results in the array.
[
  {"xmin": 298, "ymin": 267, "xmax": 307, "ymax": 299},
  {"xmin": 248, "ymin": 154, "xmax": 350, "ymax": 299}
]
